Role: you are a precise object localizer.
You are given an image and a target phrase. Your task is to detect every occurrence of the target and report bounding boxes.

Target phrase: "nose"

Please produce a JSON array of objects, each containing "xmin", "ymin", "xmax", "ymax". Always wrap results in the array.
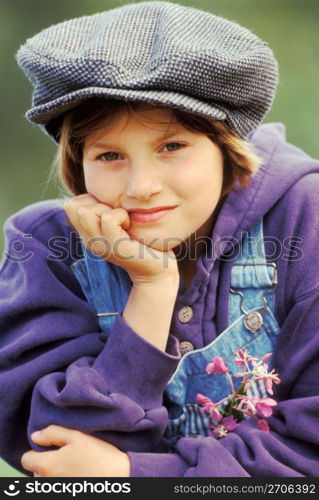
[{"xmin": 125, "ymin": 163, "xmax": 163, "ymax": 200}]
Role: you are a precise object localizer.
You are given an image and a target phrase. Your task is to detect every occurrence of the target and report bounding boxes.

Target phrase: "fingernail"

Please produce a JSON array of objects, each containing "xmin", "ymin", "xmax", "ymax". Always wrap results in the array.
[{"xmin": 31, "ymin": 431, "xmax": 41, "ymax": 440}]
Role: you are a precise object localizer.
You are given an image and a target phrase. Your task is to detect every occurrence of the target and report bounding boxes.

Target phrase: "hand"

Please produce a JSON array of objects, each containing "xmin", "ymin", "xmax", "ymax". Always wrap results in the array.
[
  {"xmin": 64, "ymin": 193, "xmax": 179, "ymax": 286},
  {"xmin": 21, "ymin": 425, "xmax": 130, "ymax": 477}
]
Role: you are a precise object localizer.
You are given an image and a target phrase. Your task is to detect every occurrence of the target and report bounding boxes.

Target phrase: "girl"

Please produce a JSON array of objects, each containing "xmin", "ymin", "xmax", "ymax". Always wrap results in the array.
[{"xmin": 1, "ymin": 1, "xmax": 319, "ymax": 477}]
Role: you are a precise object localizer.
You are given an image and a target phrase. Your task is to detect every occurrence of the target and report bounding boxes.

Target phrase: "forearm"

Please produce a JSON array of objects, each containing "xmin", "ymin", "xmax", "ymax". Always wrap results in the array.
[
  {"xmin": 122, "ymin": 276, "xmax": 179, "ymax": 351},
  {"xmin": 24, "ymin": 314, "xmax": 180, "ymax": 463}
]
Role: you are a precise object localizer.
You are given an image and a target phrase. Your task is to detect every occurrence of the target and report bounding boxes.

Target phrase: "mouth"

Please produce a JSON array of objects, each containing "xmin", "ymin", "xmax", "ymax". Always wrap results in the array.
[{"xmin": 128, "ymin": 206, "xmax": 177, "ymax": 223}]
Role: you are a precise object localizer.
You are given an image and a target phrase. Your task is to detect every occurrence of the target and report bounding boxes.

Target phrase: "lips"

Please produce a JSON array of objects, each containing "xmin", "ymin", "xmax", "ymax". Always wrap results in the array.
[
  {"xmin": 127, "ymin": 206, "xmax": 176, "ymax": 213},
  {"xmin": 128, "ymin": 206, "xmax": 176, "ymax": 223}
]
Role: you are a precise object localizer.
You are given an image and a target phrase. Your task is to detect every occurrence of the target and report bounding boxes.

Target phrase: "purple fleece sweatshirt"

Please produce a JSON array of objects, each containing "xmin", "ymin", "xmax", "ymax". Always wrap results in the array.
[{"xmin": 1, "ymin": 123, "xmax": 319, "ymax": 477}]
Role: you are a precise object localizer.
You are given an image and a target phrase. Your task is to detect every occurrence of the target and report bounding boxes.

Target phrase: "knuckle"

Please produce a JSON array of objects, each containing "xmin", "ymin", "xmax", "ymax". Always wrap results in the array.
[
  {"xmin": 101, "ymin": 211, "xmax": 113, "ymax": 220},
  {"xmin": 63, "ymin": 199, "xmax": 70, "ymax": 208},
  {"xmin": 74, "ymin": 193, "xmax": 92, "ymax": 201},
  {"xmin": 63, "ymin": 199, "xmax": 73, "ymax": 211},
  {"xmin": 72, "ymin": 429, "xmax": 84, "ymax": 440},
  {"xmin": 64, "ymin": 199, "xmax": 80, "ymax": 216},
  {"xmin": 77, "ymin": 193, "xmax": 90, "ymax": 198},
  {"xmin": 77, "ymin": 206, "xmax": 90, "ymax": 216},
  {"xmin": 46, "ymin": 424, "xmax": 56, "ymax": 432},
  {"xmin": 64, "ymin": 196, "xmax": 78, "ymax": 204},
  {"xmin": 113, "ymin": 207, "xmax": 125, "ymax": 216}
]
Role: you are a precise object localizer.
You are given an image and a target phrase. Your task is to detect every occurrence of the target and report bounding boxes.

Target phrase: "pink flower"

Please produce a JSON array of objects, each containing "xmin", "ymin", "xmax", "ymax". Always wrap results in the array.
[
  {"xmin": 262, "ymin": 353, "xmax": 272, "ymax": 361},
  {"xmin": 200, "ymin": 403, "xmax": 221, "ymax": 419},
  {"xmin": 206, "ymin": 356, "xmax": 228, "ymax": 374},
  {"xmin": 262, "ymin": 371, "xmax": 281, "ymax": 395},
  {"xmin": 257, "ymin": 419, "xmax": 270, "ymax": 432},
  {"xmin": 268, "ymin": 371, "xmax": 281, "ymax": 385},
  {"xmin": 195, "ymin": 393, "xmax": 222, "ymax": 421},
  {"xmin": 195, "ymin": 393, "xmax": 213, "ymax": 406},
  {"xmin": 195, "ymin": 351, "xmax": 280, "ymax": 438},
  {"xmin": 234, "ymin": 349, "xmax": 258, "ymax": 366},
  {"xmin": 222, "ymin": 415, "xmax": 240, "ymax": 431},
  {"xmin": 237, "ymin": 395, "xmax": 258, "ymax": 414},
  {"xmin": 233, "ymin": 349, "xmax": 246, "ymax": 366},
  {"xmin": 209, "ymin": 424, "xmax": 228, "ymax": 438},
  {"xmin": 255, "ymin": 398, "xmax": 277, "ymax": 417},
  {"xmin": 264, "ymin": 378, "xmax": 274, "ymax": 395},
  {"xmin": 210, "ymin": 407, "xmax": 223, "ymax": 423}
]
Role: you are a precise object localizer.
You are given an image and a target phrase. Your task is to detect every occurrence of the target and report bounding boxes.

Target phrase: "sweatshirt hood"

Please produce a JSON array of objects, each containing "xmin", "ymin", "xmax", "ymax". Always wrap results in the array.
[{"xmin": 209, "ymin": 122, "xmax": 319, "ymax": 264}]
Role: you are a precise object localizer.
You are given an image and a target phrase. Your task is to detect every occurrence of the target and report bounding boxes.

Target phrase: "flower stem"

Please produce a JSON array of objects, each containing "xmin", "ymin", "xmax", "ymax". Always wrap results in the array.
[{"xmin": 225, "ymin": 371, "xmax": 235, "ymax": 393}]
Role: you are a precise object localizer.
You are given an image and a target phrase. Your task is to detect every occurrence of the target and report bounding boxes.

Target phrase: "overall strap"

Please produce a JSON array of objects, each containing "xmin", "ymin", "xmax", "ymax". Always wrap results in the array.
[
  {"xmin": 231, "ymin": 218, "xmax": 277, "ymax": 290},
  {"xmin": 229, "ymin": 217, "xmax": 278, "ymax": 330},
  {"xmin": 71, "ymin": 243, "xmax": 132, "ymax": 335}
]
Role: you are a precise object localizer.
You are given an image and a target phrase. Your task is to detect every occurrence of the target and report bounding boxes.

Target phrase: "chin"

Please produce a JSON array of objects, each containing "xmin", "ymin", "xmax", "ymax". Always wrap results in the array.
[
  {"xmin": 128, "ymin": 227, "xmax": 179, "ymax": 249},
  {"xmin": 138, "ymin": 239, "xmax": 172, "ymax": 252},
  {"xmin": 133, "ymin": 235, "xmax": 180, "ymax": 253}
]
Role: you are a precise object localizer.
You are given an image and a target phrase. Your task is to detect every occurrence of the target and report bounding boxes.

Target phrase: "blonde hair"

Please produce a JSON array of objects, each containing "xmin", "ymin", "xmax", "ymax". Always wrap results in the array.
[{"xmin": 50, "ymin": 98, "xmax": 262, "ymax": 197}]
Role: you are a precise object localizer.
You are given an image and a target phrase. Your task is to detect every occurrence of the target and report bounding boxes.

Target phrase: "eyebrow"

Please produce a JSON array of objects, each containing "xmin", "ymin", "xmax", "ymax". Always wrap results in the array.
[{"xmin": 87, "ymin": 130, "xmax": 184, "ymax": 150}]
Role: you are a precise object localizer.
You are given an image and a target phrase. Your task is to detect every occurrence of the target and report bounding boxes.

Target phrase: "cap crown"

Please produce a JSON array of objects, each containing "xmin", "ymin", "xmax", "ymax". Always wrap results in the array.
[{"xmin": 17, "ymin": 1, "xmax": 279, "ymax": 140}]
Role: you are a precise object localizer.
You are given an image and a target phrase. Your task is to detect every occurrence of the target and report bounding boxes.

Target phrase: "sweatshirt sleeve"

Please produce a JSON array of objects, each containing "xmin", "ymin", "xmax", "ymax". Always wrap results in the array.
[{"xmin": 0, "ymin": 205, "xmax": 180, "ymax": 474}]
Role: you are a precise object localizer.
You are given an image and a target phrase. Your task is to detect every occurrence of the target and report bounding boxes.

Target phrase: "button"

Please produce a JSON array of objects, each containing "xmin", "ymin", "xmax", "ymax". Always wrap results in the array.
[
  {"xmin": 244, "ymin": 311, "xmax": 264, "ymax": 333},
  {"xmin": 178, "ymin": 306, "xmax": 193, "ymax": 323},
  {"xmin": 179, "ymin": 340, "xmax": 194, "ymax": 356}
]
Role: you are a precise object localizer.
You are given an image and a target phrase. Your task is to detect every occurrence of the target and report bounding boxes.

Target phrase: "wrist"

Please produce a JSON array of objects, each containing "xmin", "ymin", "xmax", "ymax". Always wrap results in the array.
[
  {"xmin": 132, "ymin": 272, "xmax": 180, "ymax": 293},
  {"xmin": 123, "ymin": 276, "xmax": 178, "ymax": 351}
]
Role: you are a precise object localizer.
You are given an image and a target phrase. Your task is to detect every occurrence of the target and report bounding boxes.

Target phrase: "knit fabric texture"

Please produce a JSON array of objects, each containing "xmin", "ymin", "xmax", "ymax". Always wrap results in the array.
[{"xmin": 16, "ymin": 1, "xmax": 279, "ymax": 141}]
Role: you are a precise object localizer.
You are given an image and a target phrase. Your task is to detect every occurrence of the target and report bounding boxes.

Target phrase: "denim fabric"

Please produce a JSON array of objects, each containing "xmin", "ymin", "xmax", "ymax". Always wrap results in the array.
[
  {"xmin": 71, "ymin": 217, "xmax": 279, "ymax": 440},
  {"xmin": 165, "ymin": 218, "xmax": 279, "ymax": 439},
  {"xmin": 71, "ymin": 249, "xmax": 132, "ymax": 339}
]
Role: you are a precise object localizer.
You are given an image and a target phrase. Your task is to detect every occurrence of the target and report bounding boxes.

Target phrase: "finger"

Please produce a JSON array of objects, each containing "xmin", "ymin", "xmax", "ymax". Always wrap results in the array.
[
  {"xmin": 99, "ymin": 209, "xmax": 140, "ymax": 264},
  {"xmin": 21, "ymin": 450, "xmax": 44, "ymax": 474},
  {"xmin": 30, "ymin": 425, "xmax": 73, "ymax": 447},
  {"xmin": 64, "ymin": 193, "xmax": 111, "ymax": 226},
  {"xmin": 64, "ymin": 193, "xmax": 113, "ymax": 212},
  {"xmin": 101, "ymin": 208, "xmax": 131, "ymax": 241},
  {"xmin": 77, "ymin": 204, "xmax": 112, "ymax": 237},
  {"xmin": 76, "ymin": 204, "xmax": 123, "ymax": 257},
  {"xmin": 66, "ymin": 201, "xmax": 113, "ymax": 243},
  {"xmin": 63, "ymin": 195, "xmax": 95, "ymax": 219},
  {"xmin": 63, "ymin": 197, "xmax": 93, "ymax": 231},
  {"xmin": 21, "ymin": 449, "xmax": 60, "ymax": 476},
  {"xmin": 63, "ymin": 192, "xmax": 100, "ymax": 210}
]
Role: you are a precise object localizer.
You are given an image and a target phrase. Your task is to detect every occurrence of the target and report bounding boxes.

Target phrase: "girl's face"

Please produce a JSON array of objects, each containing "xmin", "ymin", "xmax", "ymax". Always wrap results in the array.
[{"xmin": 82, "ymin": 107, "xmax": 224, "ymax": 252}]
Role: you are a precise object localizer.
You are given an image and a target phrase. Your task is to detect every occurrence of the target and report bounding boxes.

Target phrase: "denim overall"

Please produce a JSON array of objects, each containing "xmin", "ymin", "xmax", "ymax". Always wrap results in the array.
[{"xmin": 71, "ymin": 217, "xmax": 280, "ymax": 441}]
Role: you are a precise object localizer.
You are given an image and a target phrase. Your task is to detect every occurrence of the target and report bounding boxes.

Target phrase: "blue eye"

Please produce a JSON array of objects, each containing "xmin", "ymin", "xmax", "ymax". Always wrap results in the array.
[
  {"xmin": 99, "ymin": 152, "xmax": 121, "ymax": 162},
  {"xmin": 162, "ymin": 142, "xmax": 184, "ymax": 152}
]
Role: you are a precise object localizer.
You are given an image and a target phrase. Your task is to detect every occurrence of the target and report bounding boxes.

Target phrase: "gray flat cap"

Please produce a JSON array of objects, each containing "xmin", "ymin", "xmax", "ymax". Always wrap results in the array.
[{"xmin": 16, "ymin": 1, "xmax": 279, "ymax": 141}]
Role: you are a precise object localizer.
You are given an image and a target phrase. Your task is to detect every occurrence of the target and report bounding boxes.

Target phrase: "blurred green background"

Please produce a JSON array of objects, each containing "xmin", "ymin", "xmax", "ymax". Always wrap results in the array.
[{"xmin": 0, "ymin": 0, "xmax": 318, "ymax": 477}]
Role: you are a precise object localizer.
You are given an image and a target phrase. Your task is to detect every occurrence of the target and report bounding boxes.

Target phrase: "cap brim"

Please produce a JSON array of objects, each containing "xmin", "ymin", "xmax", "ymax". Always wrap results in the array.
[{"xmin": 26, "ymin": 87, "xmax": 227, "ymax": 140}]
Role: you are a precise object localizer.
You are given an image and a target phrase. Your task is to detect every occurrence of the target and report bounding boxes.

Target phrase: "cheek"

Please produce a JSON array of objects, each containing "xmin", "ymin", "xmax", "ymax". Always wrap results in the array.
[
  {"xmin": 172, "ymin": 160, "xmax": 223, "ymax": 202},
  {"xmin": 169, "ymin": 165, "xmax": 199, "ymax": 198},
  {"xmin": 83, "ymin": 168, "xmax": 122, "ymax": 204}
]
